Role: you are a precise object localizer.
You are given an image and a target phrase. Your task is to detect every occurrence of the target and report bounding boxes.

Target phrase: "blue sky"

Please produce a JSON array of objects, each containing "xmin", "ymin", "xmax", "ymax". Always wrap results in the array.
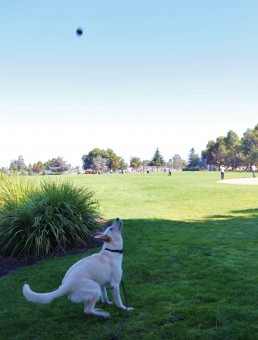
[{"xmin": 1, "ymin": 1, "xmax": 258, "ymax": 167}]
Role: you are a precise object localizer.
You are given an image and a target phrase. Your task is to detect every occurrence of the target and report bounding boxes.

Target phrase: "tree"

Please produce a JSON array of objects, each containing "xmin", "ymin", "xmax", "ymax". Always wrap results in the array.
[
  {"xmin": 105, "ymin": 149, "xmax": 120, "ymax": 172},
  {"xmin": 119, "ymin": 158, "xmax": 128, "ymax": 172},
  {"xmin": 32, "ymin": 161, "xmax": 45, "ymax": 174},
  {"xmin": 82, "ymin": 148, "xmax": 103, "ymax": 170},
  {"xmin": 142, "ymin": 160, "xmax": 150, "ymax": 171},
  {"xmin": 202, "ymin": 129, "xmax": 243, "ymax": 169},
  {"xmin": 223, "ymin": 130, "xmax": 242, "ymax": 169},
  {"xmin": 17, "ymin": 155, "xmax": 27, "ymax": 172},
  {"xmin": 188, "ymin": 148, "xmax": 200, "ymax": 168},
  {"xmin": 92, "ymin": 155, "xmax": 107, "ymax": 173},
  {"xmin": 202, "ymin": 136, "xmax": 227, "ymax": 167},
  {"xmin": 9, "ymin": 160, "xmax": 18, "ymax": 172},
  {"xmin": 0, "ymin": 167, "xmax": 8, "ymax": 174},
  {"xmin": 82, "ymin": 148, "xmax": 120, "ymax": 172},
  {"xmin": 241, "ymin": 124, "xmax": 258, "ymax": 165},
  {"xmin": 149, "ymin": 148, "xmax": 165, "ymax": 169},
  {"xmin": 9, "ymin": 155, "xmax": 27, "ymax": 172},
  {"xmin": 47, "ymin": 157, "xmax": 70, "ymax": 174},
  {"xmin": 171, "ymin": 154, "xmax": 185, "ymax": 170},
  {"xmin": 130, "ymin": 157, "xmax": 142, "ymax": 171},
  {"xmin": 201, "ymin": 140, "xmax": 216, "ymax": 166}
]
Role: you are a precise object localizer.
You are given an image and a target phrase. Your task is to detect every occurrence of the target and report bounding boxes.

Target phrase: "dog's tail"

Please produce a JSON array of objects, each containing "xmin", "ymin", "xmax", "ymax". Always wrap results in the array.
[{"xmin": 23, "ymin": 284, "xmax": 68, "ymax": 304}]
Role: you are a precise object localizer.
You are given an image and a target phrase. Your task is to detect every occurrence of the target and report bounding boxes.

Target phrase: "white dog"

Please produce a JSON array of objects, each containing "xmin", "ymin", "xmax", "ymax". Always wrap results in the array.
[{"xmin": 23, "ymin": 218, "xmax": 133, "ymax": 318}]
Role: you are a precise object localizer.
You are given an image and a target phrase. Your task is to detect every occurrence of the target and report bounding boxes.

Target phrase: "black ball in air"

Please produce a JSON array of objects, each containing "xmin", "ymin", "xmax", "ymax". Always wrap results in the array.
[{"xmin": 76, "ymin": 28, "xmax": 83, "ymax": 36}]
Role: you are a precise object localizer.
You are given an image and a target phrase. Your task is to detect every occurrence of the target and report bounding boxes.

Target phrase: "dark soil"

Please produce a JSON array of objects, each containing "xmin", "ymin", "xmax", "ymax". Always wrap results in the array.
[
  {"xmin": 0, "ymin": 237, "xmax": 101, "ymax": 278},
  {"xmin": 0, "ymin": 256, "xmax": 38, "ymax": 277}
]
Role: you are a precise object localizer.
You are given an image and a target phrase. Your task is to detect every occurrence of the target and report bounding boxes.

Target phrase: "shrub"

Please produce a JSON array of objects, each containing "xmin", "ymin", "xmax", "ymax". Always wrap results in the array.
[
  {"xmin": 0, "ymin": 175, "xmax": 100, "ymax": 257},
  {"xmin": 182, "ymin": 167, "xmax": 200, "ymax": 171}
]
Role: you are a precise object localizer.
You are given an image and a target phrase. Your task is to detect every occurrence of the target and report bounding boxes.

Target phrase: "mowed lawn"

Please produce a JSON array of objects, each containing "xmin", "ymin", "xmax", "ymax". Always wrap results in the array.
[{"xmin": 0, "ymin": 171, "xmax": 257, "ymax": 339}]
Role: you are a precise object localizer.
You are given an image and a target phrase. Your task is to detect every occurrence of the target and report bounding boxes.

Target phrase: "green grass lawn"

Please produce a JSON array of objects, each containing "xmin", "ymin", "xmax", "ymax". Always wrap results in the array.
[{"xmin": 0, "ymin": 171, "xmax": 257, "ymax": 339}]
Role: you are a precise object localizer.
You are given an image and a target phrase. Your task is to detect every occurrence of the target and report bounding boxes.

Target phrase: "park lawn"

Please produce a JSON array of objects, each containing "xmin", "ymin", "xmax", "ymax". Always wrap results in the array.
[{"xmin": 0, "ymin": 171, "xmax": 257, "ymax": 339}]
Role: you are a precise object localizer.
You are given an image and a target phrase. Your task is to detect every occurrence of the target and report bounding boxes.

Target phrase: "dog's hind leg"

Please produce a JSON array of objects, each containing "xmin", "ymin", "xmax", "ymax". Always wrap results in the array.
[
  {"xmin": 84, "ymin": 294, "xmax": 110, "ymax": 318},
  {"xmin": 81, "ymin": 281, "xmax": 110, "ymax": 318}
]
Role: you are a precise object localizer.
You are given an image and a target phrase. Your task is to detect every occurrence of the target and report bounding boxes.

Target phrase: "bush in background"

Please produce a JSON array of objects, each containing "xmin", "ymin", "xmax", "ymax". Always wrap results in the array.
[{"xmin": 0, "ymin": 174, "xmax": 100, "ymax": 257}]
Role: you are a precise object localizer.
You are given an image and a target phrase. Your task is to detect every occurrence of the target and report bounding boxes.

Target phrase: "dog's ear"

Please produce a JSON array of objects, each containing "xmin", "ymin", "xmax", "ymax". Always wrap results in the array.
[{"xmin": 94, "ymin": 233, "xmax": 112, "ymax": 243}]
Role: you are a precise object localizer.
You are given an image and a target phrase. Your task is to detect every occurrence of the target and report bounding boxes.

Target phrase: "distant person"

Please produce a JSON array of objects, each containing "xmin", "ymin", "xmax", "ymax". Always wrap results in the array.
[
  {"xmin": 220, "ymin": 165, "xmax": 225, "ymax": 180},
  {"xmin": 251, "ymin": 164, "xmax": 256, "ymax": 178}
]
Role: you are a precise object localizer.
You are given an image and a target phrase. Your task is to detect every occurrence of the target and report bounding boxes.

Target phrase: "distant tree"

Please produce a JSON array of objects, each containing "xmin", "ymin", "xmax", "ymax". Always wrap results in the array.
[
  {"xmin": 9, "ymin": 160, "xmax": 18, "ymax": 172},
  {"xmin": 82, "ymin": 148, "xmax": 103, "ymax": 170},
  {"xmin": 223, "ymin": 130, "xmax": 242, "ymax": 169},
  {"xmin": 130, "ymin": 157, "xmax": 142, "ymax": 170},
  {"xmin": 105, "ymin": 149, "xmax": 120, "ymax": 171},
  {"xmin": 9, "ymin": 155, "xmax": 27, "ymax": 172},
  {"xmin": 17, "ymin": 155, "xmax": 27, "ymax": 171},
  {"xmin": 82, "ymin": 148, "xmax": 121, "ymax": 172},
  {"xmin": 241, "ymin": 124, "xmax": 258, "ymax": 165},
  {"xmin": 201, "ymin": 140, "xmax": 216, "ymax": 166},
  {"xmin": 32, "ymin": 161, "xmax": 45, "ymax": 174},
  {"xmin": 47, "ymin": 157, "xmax": 70, "ymax": 174},
  {"xmin": 202, "ymin": 130, "xmax": 243, "ymax": 169},
  {"xmin": 149, "ymin": 148, "xmax": 165, "ymax": 169},
  {"xmin": 0, "ymin": 167, "xmax": 8, "ymax": 174},
  {"xmin": 92, "ymin": 155, "xmax": 107, "ymax": 173},
  {"xmin": 171, "ymin": 154, "xmax": 185, "ymax": 170},
  {"xmin": 188, "ymin": 148, "xmax": 200, "ymax": 168},
  {"xmin": 119, "ymin": 158, "xmax": 128, "ymax": 171},
  {"xmin": 142, "ymin": 160, "xmax": 150, "ymax": 171},
  {"xmin": 206, "ymin": 136, "xmax": 227, "ymax": 166}
]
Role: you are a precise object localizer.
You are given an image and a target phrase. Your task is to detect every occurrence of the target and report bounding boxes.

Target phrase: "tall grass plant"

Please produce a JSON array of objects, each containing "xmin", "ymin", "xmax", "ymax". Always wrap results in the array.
[{"xmin": 0, "ymin": 176, "xmax": 100, "ymax": 257}]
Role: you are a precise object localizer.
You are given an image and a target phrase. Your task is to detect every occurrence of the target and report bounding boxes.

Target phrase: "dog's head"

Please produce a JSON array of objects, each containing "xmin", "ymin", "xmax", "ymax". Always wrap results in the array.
[{"xmin": 94, "ymin": 218, "xmax": 123, "ymax": 244}]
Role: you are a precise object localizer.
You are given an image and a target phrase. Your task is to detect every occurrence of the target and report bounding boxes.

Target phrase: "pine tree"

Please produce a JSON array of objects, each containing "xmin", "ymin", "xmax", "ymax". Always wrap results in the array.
[
  {"xmin": 150, "ymin": 148, "xmax": 165, "ymax": 167},
  {"xmin": 188, "ymin": 148, "xmax": 200, "ymax": 167}
]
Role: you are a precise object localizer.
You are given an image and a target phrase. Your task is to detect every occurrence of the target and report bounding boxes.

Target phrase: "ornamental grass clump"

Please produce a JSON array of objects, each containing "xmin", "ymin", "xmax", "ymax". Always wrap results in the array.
[
  {"xmin": 0, "ymin": 176, "xmax": 100, "ymax": 257},
  {"xmin": 0, "ymin": 173, "xmax": 35, "ymax": 209}
]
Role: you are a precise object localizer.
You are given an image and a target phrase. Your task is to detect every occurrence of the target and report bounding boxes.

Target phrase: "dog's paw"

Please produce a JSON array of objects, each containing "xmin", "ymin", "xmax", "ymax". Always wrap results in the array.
[
  {"xmin": 103, "ymin": 300, "xmax": 113, "ymax": 305},
  {"xmin": 118, "ymin": 305, "xmax": 134, "ymax": 311},
  {"xmin": 86, "ymin": 309, "xmax": 110, "ymax": 318},
  {"xmin": 97, "ymin": 311, "xmax": 110, "ymax": 318}
]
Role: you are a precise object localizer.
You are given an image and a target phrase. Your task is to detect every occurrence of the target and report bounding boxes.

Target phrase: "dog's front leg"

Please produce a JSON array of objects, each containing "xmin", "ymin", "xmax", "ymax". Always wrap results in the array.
[
  {"xmin": 100, "ymin": 286, "xmax": 113, "ymax": 304},
  {"xmin": 111, "ymin": 284, "xmax": 134, "ymax": 311}
]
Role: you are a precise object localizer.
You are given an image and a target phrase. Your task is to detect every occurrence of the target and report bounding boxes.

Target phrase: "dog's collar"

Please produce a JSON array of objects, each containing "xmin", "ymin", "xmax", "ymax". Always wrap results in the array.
[{"xmin": 104, "ymin": 248, "xmax": 123, "ymax": 254}]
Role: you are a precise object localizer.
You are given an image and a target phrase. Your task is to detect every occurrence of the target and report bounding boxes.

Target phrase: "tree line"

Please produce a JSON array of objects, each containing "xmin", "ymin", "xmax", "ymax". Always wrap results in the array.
[
  {"xmin": 81, "ymin": 123, "xmax": 258, "ymax": 172},
  {"xmin": 1, "ymin": 124, "xmax": 257, "ymax": 174},
  {"xmin": 201, "ymin": 124, "xmax": 258, "ymax": 169},
  {"xmin": 1, "ymin": 156, "xmax": 71, "ymax": 175},
  {"xmin": 81, "ymin": 147, "xmax": 186, "ymax": 173}
]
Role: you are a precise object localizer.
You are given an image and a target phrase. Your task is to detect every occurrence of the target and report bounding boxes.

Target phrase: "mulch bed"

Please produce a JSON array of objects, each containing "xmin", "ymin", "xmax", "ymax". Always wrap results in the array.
[
  {"xmin": 0, "ymin": 256, "xmax": 38, "ymax": 277},
  {"xmin": 0, "ymin": 238, "xmax": 101, "ymax": 278}
]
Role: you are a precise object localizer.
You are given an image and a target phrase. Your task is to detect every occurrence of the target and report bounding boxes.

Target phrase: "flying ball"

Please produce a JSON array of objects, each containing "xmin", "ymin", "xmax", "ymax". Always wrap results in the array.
[{"xmin": 76, "ymin": 27, "xmax": 83, "ymax": 36}]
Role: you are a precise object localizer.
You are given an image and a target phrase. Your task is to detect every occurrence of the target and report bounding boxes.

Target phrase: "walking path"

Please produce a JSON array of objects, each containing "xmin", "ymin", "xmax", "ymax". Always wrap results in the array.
[{"xmin": 217, "ymin": 177, "xmax": 258, "ymax": 185}]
